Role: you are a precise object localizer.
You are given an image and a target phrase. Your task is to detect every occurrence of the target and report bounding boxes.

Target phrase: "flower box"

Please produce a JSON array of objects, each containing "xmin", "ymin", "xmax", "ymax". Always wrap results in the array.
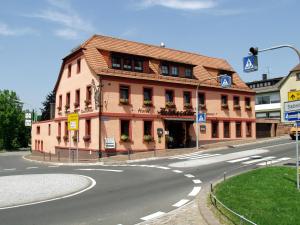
[
  {"xmin": 221, "ymin": 104, "xmax": 228, "ymax": 109},
  {"xmin": 184, "ymin": 103, "xmax": 193, "ymax": 109},
  {"xmin": 74, "ymin": 102, "xmax": 80, "ymax": 108},
  {"xmin": 234, "ymin": 105, "xmax": 241, "ymax": 110},
  {"xmin": 166, "ymin": 101, "xmax": 176, "ymax": 109},
  {"xmin": 63, "ymin": 135, "xmax": 69, "ymax": 142},
  {"xmin": 199, "ymin": 104, "xmax": 206, "ymax": 110},
  {"xmin": 56, "ymin": 136, "xmax": 61, "ymax": 141},
  {"xmin": 83, "ymin": 135, "xmax": 91, "ymax": 142},
  {"xmin": 143, "ymin": 100, "xmax": 152, "ymax": 106},
  {"xmin": 120, "ymin": 134, "xmax": 129, "ymax": 142},
  {"xmin": 120, "ymin": 98, "xmax": 129, "ymax": 105},
  {"xmin": 245, "ymin": 105, "xmax": 252, "ymax": 110},
  {"xmin": 143, "ymin": 135, "xmax": 153, "ymax": 142},
  {"xmin": 57, "ymin": 106, "xmax": 62, "ymax": 111},
  {"xmin": 84, "ymin": 100, "xmax": 91, "ymax": 106},
  {"xmin": 72, "ymin": 135, "xmax": 77, "ymax": 142}
]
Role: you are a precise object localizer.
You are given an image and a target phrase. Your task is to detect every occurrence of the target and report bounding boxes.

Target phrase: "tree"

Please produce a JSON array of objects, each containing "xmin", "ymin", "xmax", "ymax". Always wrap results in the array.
[
  {"xmin": 0, "ymin": 90, "xmax": 30, "ymax": 150},
  {"xmin": 40, "ymin": 90, "xmax": 55, "ymax": 121}
]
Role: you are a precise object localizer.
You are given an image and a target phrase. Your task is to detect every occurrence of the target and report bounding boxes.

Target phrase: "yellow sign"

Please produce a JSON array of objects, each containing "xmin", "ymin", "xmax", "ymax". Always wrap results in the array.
[
  {"xmin": 288, "ymin": 91, "xmax": 300, "ymax": 101},
  {"xmin": 67, "ymin": 113, "xmax": 79, "ymax": 131}
]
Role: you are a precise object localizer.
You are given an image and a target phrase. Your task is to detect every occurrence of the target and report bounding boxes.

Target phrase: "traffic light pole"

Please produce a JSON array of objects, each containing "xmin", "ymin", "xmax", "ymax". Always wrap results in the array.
[{"xmin": 252, "ymin": 45, "xmax": 300, "ymax": 62}]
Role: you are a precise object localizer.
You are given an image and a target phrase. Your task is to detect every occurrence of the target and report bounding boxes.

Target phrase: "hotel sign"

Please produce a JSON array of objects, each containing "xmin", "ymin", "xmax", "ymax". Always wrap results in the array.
[{"xmin": 158, "ymin": 108, "xmax": 195, "ymax": 116}]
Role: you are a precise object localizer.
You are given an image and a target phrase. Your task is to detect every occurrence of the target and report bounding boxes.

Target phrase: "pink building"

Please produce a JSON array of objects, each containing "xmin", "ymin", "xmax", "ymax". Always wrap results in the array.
[{"xmin": 32, "ymin": 35, "xmax": 255, "ymax": 159}]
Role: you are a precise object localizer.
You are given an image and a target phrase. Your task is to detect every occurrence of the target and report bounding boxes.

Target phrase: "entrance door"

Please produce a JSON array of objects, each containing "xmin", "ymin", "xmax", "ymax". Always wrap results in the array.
[{"xmin": 165, "ymin": 121, "xmax": 192, "ymax": 148}]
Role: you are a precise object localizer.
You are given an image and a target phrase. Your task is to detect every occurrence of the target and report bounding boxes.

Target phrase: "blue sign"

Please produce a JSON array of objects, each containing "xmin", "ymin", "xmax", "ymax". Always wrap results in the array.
[
  {"xmin": 296, "ymin": 121, "xmax": 300, "ymax": 127},
  {"xmin": 197, "ymin": 113, "xmax": 206, "ymax": 123},
  {"xmin": 243, "ymin": 55, "xmax": 258, "ymax": 73},
  {"xmin": 220, "ymin": 75, "xmax": 232, "ymax": 88},
  {"xmin": 285, "ymin": 111, "xmax": 300, "ymax": 121}
]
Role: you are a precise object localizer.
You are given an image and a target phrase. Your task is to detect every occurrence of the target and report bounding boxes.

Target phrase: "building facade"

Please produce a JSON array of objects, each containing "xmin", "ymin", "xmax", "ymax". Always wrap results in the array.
[{"xmin": 32, "ymin": 35, "xmax": 255, "ymax": 159}]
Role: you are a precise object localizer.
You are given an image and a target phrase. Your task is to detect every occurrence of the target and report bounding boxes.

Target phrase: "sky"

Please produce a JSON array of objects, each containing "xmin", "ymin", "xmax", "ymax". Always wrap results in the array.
[{"xmin": 1, "ymin": 0, "xmax": 300, "ymax": 111}]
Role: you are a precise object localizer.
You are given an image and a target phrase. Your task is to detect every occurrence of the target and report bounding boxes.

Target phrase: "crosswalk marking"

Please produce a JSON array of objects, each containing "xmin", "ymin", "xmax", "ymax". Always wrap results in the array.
[
  {"xmin": 256, "ymin": 157, "xmax": 291, "ymax": 166},
  {"xmin": 227, "ymin": 155, "xmax": 261, "ymax": 163},
  {"xmin": 242, "ymin": 156, "xmax": 276, "ymax": 165},
  {"xmin": 169, "ymin": 153, "xmax": 221, "ymax": 160}
]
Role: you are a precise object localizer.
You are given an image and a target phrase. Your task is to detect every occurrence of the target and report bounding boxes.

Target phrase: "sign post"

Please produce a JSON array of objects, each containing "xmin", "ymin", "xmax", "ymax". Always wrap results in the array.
[
  {"xmin": 67, "ymin": 113, "xmax": 79, "ymax": 163},
  {"xmin": 243, "ymin": 55, "xmax": 258, "ymax": 73},
  {"xmin": 296, "ymin": 121, "xmax": 299, "ymax": 190}
]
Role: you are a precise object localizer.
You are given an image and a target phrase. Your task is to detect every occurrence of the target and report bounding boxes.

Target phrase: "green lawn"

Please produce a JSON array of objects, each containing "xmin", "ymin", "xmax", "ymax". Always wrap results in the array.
[{"xmin": 214, "ymin": 167, "xmax": 300, "ymax": 225}]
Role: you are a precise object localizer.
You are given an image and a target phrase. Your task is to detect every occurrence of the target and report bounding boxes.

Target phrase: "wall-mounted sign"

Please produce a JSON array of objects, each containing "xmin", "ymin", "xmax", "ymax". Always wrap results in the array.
[
  {"xmin": 288, "ymin": 91, "xmax": 300, "ymax": 102},
  {"xmin": 158, "ymin": 108, "xmax": 195, "ymax": 116},
  {"xmin": 200, "ymin": 125, "xmax": 206, "ymax": 132},
  {"xmin": 104, "ymin": 137, "xmax": 116, "ymax": 149},
  {"xmin": 284, "ymin": 100, "xmax": 300, "ymax": 112}
]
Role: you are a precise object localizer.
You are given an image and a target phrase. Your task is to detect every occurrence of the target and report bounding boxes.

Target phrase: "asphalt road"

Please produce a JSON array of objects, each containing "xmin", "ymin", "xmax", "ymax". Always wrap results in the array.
[{"xmin": 0, "ymin": 137, "xmax": 297, "ymax": 225}]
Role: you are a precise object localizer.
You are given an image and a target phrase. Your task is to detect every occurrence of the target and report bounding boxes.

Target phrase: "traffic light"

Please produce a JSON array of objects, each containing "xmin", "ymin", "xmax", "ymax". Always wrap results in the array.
[{"xmin": 249, "ymin": 47, "xmax": 258, "ymax": 55}]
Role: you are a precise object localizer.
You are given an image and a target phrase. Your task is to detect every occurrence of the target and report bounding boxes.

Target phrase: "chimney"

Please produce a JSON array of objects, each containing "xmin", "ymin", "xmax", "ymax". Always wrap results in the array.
[{"xmin": 262, "ymin": 73, "xmax": 267, "ymax": 81}]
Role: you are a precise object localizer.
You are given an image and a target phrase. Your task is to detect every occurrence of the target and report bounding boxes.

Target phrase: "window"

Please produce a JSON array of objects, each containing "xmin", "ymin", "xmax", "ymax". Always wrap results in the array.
[
  {"xmin": 134, "ymin": 59, "xmax": 143, "ymax": 72},
  {"xmin": 121, "ymin": 120, "xmax": 130, "ymax": 138},
  {"xmin": 246, "ymin": 122, "xmax": 252, "ymax": 137},
  {"xmin": 48, "ymin": 124, "xmax": 51, "ymax": 136},
  {"xmin": 256, "ymin": 96, "xmax": 270, "ymax": 105},
  {"xmin": 58, "ymin": 122, "xmax": 61, "ymax": 136},
  {"xmin": 143, "ymin": 88, "xmax": 152, "ymax": 105},
  {"xmin": 75, "ymin": 89, "xmax": 80, "ymax": 108},
  {"xmin": 269, "ymin": 111, "xmax": 280, "ymax": 118},
  {"xmin": 183, "ymin": 91, "xmax": 191, "ymax": 105},
  {"xmin": 223, "ymin": 122, "xmax": 230, "ymax": 138},
  {"xmin": 59, "ymin": 95, "xmax": 62, "ymax": 110},
  {"xmin": 236, "ymin": 122, "xmax": 242, "ymax": 138},
  {"xmin": 65, "ymin": 122, "xmax": 68, "ymax": 137},
  {"xmin": 245, "ymin": 97, "xmax": 251, "ymax": 108},
  {"xmin": 233, "ymin": 96, "xmax": 240, "ymax": 106},
  {"xmin": 120, "ymin": 85, "xmax": 129, "ymax": 104},
  {"xmin": 171, "ymin": 66, "xmax": 179, "ymax": 76},
  {"xmin": 256, "ymin": 112, "xmax": 268, "ymax": 118},
  {"xmin": 123, "ymin": 58, "xmax": 132, "ymax": 70},
  {"xmin": 144, "ymin": 121, "xmax": 152, "ymax": 136},
  {"xmin": 66, "ymin": 92, "xmax": 70, "ymax": 109},
  {"xmin": 86, "ymin": 86, "xmax": 92, "ymax": 104},
  {"xmin": 68, "ymin": 64, "xmax": 71, "ymax": 77},
  {"xmin": 85, "ymin": 119, "xmax": 91, "ymax": 136},
  {"xmin": 185, "ymin": 68, "xmax": 192, "ymax": 78},
  {"xmin": 37, "ymin": 126, "xmax": 40, "ymax": 135},
  {"xmin": 221, "ymin": 95, "xmax": 228, "ymax": 107},
  {"xmin": 77, "ymin": 58, "xmax": 81, "ymax": 73},
  {"xmin": 112, "ymin": 56, "xmax": 121, "ymax": 68},
  {"xmin": 198, "ymin": 93, "xmax": 205, "ymax": 106},
  {"xmin": 297, "ymin": 73, "xmax": 300, "ymax": 80},
  {"xmin": 165, "ymin": 90, "xmax": 174, "ymax": 103},
  {"xmin": 211, "ymin": 121, "xmax": 218, "ymax": 138},
  {"xmin": 161, "ymin": 64, "xmax": 169, "ymax": 75}
]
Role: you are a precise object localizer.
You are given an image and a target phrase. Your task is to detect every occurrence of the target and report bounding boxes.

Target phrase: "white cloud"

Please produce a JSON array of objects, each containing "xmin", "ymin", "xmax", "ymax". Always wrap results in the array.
[
  {"xmin": 27, "ymin": 0, "xmax": 94, "ymax": 39},
  {"xmin": 54, "ymin": 29, "xmax": 78, "ymax": 39},
  {"xmin": 0, "ymin": 22, "xmax": 38, "ymax": 36},
  {"xmin": 139, "ymin": 0, "xmax": 217, "ymax": 10}
]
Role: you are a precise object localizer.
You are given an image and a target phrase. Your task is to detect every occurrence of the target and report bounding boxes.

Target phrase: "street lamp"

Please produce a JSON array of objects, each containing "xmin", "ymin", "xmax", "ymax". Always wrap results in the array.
[{"xmin": 195, "ymin": 77, "xmax": 220, "ymax": 149}]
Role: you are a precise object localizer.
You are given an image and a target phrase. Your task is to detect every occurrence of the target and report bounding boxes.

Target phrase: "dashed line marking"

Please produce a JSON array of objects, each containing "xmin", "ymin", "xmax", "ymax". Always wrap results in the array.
[
  {"xmin": 48, "ymin": 165, "xmax": 59, "ymax": 168},
  {"xmin": 26, "ymin": 167, "xmax": 38, "ymax": 169},
  {"xmin": 188, "ymin": 186, "xmax": 201, "ymax": 196},
  {"xmin": 185, "ymin": 174, "xmax": 195, "ymax": 178},
  {"xmin": 242, "ymin": 156, "xmax": 276, "ymax": 165},
  {"xmin": 172, "ymin": 170, "xmax": 183, "ymax": 173},
  {"xmin": 4, "ymin": 168, "xmax": 16, "ymax": 171},
  {"xmin": 155, "ymin": 166, "xmax": 170, "ymax": 170},
  {"xmin": 193, "ymin": 179, "xmax": 202, "ymax": 184},
  {"xmin": 172, "ymin": 199, "xmax": 189, "ymax": 207},
  {"xmin": 75, "ymin": 168, "xmax": 123, "ymax": 172},
  {"xmin": 140, "ymin": 211, "xmax": 165, "ymax": 221}
]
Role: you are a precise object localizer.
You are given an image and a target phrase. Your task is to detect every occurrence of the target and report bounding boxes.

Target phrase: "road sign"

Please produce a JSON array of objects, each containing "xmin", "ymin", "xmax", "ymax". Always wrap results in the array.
[
  {"xmin": 288, "ymin": 91, "xmax": 300, "ymax": 101},
  {"xmin": 25, "ymin": 112, "xmax": 32, "ymax": 119},
  {"xmin": 25, "ymin": 120, "xmax": 32, "ymax": 127},
  {"xmin": 220, "ymin": 75, "xmax": 232, "ymax": 88},
  {"xmin": 284, "ymin": 111, "xmax": 300, "ymax": 121},
  {"xmin": 68, "ymin": 113, "xmax": 79, "ymax": 131},
  {"xmin": 284, "ymin": 100, "xmax": 300, "ymax": 112},
  {"xmin": 243, "ymin": 55, "xmax": 258, "ymax": 73},
  {"xmin": 197, "ymin": 113, "xmax": 206, "ymax": 123}
]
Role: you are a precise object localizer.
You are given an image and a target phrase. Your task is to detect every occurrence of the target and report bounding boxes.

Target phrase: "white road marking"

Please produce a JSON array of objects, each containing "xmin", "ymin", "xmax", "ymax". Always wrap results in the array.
[
  {"xmin": 242, "ymin": 156, "xmax": 276, "ymax": 165},
  {"xmin": 256, "ymin": 157, "xmax": 291, "ymax": 166},
  {"xmin": 48, "ymin": 166, "xmax": 59, "ymax": 168},
  {"xmin": 188, "ymin": 186, "xmax": 201, "ymax": 196},
  {"xmin": 227, "ymin": 157, "xmax": 251, "ymax": 163},
  {"xmin": 193, "ymin": 179, "xmax": 202, "ymax": 184},
  {"xmin": 155, "ymin": 166, "xmax": 170, "ymax": 170},
  {"xmin": 172, "ymin": 199, "xmax": 189, "ymax": 207},
  {"xmin": 75, "ymin": 168, "xmax": 123, "ymax": 172},
  {"xmin": 140, "ymin": 211, "xmax": 166, "ymax": 221},
  {"xmin": 172, "ymin": 170, "xmax": 183, "ymax": 173},
  {"xmin": 169, "ymin": 153, "xmax": 211, "ymax": 159},
  {"xmin": 26, "ymin": 167, "xmax": 38, "ymax": 169},
  {"xmin": 4, "ymin": 168, "xmax": 16, "ymax": 171},
  {"xmin": 170, "ymin": 153, "xmax": 221, "ymax": 160},
  {"xmin": 0, "ymin": 175, "xmax": 96, "ymax": 210},
  {"xmin": 185, "ymin": 174, "xmax": 195, "ymax": 178}
]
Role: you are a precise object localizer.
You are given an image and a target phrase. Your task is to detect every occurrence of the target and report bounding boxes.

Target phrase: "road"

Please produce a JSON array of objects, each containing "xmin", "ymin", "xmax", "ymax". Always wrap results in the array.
[{"xmin": 0, "ymin": 137, "xmax": 297, "ymax": 225}]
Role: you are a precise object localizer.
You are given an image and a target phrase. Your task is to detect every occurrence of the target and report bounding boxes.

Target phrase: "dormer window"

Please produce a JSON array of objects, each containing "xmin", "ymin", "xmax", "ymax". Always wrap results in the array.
[
  {"xmin": 134, "ymin": 59, "xmax": 143, "ymax": 72},
  {"xmin": 123, "ymin": 58, "xmax": 132, "ymax": 70},
  {"xmin": 171, "ymin": 66, "xmax": 179, "ymax": 76},
  {"xmin": 161, "ymin": 64, "xmax": 169, "ymax": 75},
  {"xmin": 185, "ymin": 68, "xmax": 192, "ymax": 78},
  {"xmin": 112, "ymin": 56, "xmax": 121, "ymax": 69}
]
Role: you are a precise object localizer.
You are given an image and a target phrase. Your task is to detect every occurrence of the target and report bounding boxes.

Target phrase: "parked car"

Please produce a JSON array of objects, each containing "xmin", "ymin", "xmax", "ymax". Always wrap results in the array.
[{"xmin": 290, "ymin": 125, "xmax": 300, "ymax": 140}]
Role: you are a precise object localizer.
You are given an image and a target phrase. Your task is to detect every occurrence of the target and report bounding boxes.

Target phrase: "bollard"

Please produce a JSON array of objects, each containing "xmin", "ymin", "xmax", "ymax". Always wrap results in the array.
[
  {"xmin": 49, "ymin": 153, "xmax": 51, "ymax": 161},
  {"xmin": 43, "ymin": 152, "xmax": 45, "ymax": 161},
  {"xmin": 58, "ymin": 151, "xmax": 60, "ymax": 161},
  {"xmin": 224, "ymin": 172, "xmax": 227, "ymax": 181},
  {"xmin": 72, "ymin": 150, "xmax": 75, "ymax": 163},
  {"xmin": 210, "ymin": 183, "xmax": 213, "ymax": 192}
]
